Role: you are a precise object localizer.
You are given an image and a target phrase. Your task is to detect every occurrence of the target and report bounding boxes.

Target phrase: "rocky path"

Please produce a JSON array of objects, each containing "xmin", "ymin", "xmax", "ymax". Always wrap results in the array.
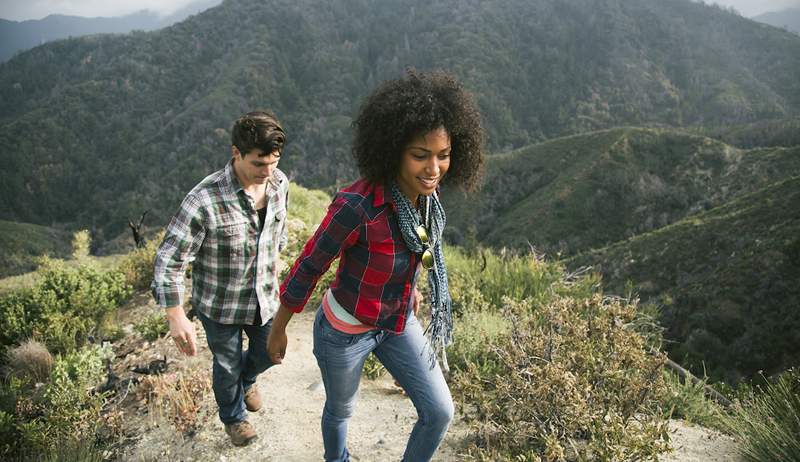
[{"xmin": 122, "ymin": 307, "xmax": 470, "ymax": 461}]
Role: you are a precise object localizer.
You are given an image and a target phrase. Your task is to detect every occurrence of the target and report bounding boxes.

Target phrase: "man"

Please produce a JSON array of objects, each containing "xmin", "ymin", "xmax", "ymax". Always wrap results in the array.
[{"xmin": 151, "ymin": 111, "xmax": 289, "ymax": 446}]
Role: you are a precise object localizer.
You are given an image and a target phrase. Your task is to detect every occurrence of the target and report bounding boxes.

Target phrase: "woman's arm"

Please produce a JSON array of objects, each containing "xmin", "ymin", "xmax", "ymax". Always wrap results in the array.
[{"xmin": 268, "ymin": 193, "xmax": 362, "ymax": 363}]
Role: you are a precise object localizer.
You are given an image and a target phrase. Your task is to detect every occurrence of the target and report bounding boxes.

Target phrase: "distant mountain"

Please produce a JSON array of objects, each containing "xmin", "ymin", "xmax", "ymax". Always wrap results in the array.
[
  {"xmin": 753, "ymin": 7, "xmax": 800, "ymax": 34},
  {"xmin": 0, "ymin": 0, "xmax": 221, "ymax": 62},
  {"xmin": 567, "ymin": 176, "xmax": 800, "ymax": 382},
  {"xmin": 443, "ymin": 127, "xmax": 800, "ymax": 256},
  {"xmin": 1, "ymin": 0, "xmax": 799, "ymax": 242}
]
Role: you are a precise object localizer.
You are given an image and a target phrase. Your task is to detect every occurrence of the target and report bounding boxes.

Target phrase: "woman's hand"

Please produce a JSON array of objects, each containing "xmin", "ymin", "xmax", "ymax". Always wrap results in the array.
[
  {"xmin": 267, "ymin": 305, "xmax": 295, "ymax": 364},
  {"xmin": 267, "ymin": 328, "xmax": 287, "ymax": 364},
  {"xmin": 413, "ymin": 287, "xmax": 422, "ymax": 316}
]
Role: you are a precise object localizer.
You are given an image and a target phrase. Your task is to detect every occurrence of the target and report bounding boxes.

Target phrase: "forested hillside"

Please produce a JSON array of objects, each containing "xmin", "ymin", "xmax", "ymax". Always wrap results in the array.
[
  {"xmin": 1, "ymin": 0, "xmax": 800, "ymax": 242},
  {"xmin": 568, "ymin": 176, "xmax": 800, "ymax": 382},
  {"xmin": 443, "ymin": 127, "xmax": 800, "ymax": 255}
]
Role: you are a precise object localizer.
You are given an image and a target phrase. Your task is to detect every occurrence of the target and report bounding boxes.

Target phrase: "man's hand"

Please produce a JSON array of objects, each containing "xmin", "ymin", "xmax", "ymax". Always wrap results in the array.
[
  {"xmin": 166, "ymin": 306, "xmax": 197, "ymax": 356},
  {"xmin": 413, "ymin": 286, "xmax": 422, "ymax": 316},
  {"xmin": 267, "ymin": 305, "xmax": 295, "ymax": 364}
]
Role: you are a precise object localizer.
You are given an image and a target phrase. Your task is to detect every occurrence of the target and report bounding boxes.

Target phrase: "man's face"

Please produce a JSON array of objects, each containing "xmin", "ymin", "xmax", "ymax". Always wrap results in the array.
[{"xmin": 234, "ymin": 147, "xmax": 280, "ymax": 185}]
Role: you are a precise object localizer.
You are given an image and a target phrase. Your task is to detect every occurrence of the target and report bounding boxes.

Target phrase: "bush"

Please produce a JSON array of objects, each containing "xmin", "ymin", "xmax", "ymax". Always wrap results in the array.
[
  {"xmin": 0, "ymin": 344, "xmax": 112, "ymax": 460},
  {"xmin": 137, "ymin": 368, "xmax": 211, "ymax": 434},
  {"xmin": 446, "ymin": 245, "xmax": 601, "ymax": 316},
  {"xmin": 661, "ymin": 371, "xmax": 724, "ymax": 428},
  {"xmin": 362, "ymin": 353, "xmax": 386, "ymax": 380},
  {"xmin": 723, "ymin": 368, "xmax": 800, "ymax": 462},
  {"xmin": 134, "ymin": 312, "xmax": 168, "ymax": 342},
  {"xmin": 71, "ymin": 230, "xmax": 92, "ymax": 262},
  {"xmin": 0, "ymin": 257, "xmax": 131, "ymax": 353},
  {"xmin": 117, "ymin": 231, "xmax": 163, "ymax": 290},
  {"xmin": 453, "ymin": 294, "xmax": 670, "ymax": 461},
  {"xmin": 3, "ymin": 339, "xmax": 53, "ymax": 384}
]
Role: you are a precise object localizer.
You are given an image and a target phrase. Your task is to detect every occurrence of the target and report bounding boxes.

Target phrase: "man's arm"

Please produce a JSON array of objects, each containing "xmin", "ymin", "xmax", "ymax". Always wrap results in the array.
[
  {"xmin": 278, "ymin": 185, "xmax": 289, "ymax": 253},
  {"xmin": 152, "ymin": 193, "xmax": 206, "ymax": 356}
]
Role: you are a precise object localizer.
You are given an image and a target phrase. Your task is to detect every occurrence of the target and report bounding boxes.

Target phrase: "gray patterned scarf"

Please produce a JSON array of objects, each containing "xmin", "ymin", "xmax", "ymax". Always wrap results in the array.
[{"xmin": 390, "ymin": 182, "xmax": 452, "ymax": 370}]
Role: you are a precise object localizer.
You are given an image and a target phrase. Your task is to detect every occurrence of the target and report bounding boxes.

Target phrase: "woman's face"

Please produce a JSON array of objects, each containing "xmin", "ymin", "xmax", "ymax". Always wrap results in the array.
[{"xmin": 396, "ymin": 127, "xmax": 451, "ymax": 204}]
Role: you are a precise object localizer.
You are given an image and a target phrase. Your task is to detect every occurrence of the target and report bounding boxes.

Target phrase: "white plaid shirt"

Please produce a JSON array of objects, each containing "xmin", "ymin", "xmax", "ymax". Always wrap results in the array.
[{"xmin": 152, "ymin": 160, "xmax": 288, "ymax": 324}]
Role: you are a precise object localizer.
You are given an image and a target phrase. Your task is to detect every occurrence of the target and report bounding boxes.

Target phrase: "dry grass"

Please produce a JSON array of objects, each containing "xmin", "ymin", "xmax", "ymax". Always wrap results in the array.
[
  {"xmin": 4, "ymin": 339, "xmax": 54, "ymax": 383},
  {"xmin": 137, "ymin": 369, "xmax": 211, "ymax": 434}
]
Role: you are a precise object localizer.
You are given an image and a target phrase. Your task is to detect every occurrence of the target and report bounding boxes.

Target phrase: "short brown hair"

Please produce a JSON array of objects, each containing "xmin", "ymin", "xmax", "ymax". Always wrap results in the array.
[{"xmin": 231, "ymin": 111, "xmax": 285, "ymax": 157}]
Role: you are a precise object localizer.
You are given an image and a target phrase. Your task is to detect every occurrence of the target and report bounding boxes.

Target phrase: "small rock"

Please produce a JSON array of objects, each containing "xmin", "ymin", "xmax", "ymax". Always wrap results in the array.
[{"xmin": 307, "ymin": 380, "xmax": 324, "ymax": 392}]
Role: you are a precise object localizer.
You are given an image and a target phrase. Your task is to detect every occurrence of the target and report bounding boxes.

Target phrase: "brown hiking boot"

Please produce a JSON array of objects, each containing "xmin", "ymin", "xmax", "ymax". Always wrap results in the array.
[
  {"xmin": 244, "ymin": 385, "xmax": 262, "ymax": 412},
  {"xmin": 225, "ymin": 420, "xmax": 258, "ymax": 446}
]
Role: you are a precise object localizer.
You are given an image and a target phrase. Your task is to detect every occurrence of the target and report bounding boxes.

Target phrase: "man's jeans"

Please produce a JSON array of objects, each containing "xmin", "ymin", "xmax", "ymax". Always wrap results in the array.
[
  {"xmin": 312, "ymin": 307, "xmax": 454, "ymax": 462},
  {"xmin": 198, "ymin": 311, "xmax": 274, "ymax": 424}
]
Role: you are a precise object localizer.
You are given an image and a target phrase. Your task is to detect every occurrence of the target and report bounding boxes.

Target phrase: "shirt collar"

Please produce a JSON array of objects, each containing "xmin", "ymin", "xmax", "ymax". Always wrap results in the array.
[
  {"xmin": 222, "ymin": 158, "xmax": 282, "ymax": 200},
  {"xmin": 372, "ymin": 182, "xmax": 391, "ymax": 209}
]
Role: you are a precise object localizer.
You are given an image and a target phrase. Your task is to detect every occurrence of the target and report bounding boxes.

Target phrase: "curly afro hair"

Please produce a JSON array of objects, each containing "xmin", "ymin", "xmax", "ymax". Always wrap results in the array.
[{"xmin": 352, "ymin": 70, "xmax": 485, "ymax": 192}]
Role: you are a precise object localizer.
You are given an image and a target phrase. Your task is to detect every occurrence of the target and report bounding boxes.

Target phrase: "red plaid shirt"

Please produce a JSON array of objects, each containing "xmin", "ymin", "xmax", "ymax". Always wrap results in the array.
[{"xmin": 279, "ymin": 178, "xmax": 421, "ymax": 333}]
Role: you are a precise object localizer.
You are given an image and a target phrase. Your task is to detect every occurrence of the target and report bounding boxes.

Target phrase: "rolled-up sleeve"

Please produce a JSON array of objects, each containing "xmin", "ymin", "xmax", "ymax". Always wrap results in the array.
[
  {"xmin": 279, "ymin": 193, "xmax": 361, "ymax": 312},
  {"xmin": 278, "ymin": 185, "xmax": 289, "ymax": 253},
  {"xmin": 151, "ymin": 194, "xmax": 206, "ymax": 308}
]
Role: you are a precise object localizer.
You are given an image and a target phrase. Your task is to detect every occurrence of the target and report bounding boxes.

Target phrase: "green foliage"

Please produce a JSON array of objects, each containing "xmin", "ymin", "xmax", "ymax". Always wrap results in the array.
[
  {"xmin": 2, "ymin": 0, "xmax": 800, "ymax": 244},
  {"xmin": 70, "ymin": 230, "xmax": 91, "ymax": 261},
  {"xmin": 0, "ymin": 344, "xmax": 112, "ymax": 460},
  {"xmin": 569, "ymin": 176, "xmax": 800, "ymax": 382},
  {"xmin": 0, "ymin": 257, "xmax": 132, "ymax": 354},
  {"xmin": 445, "ymin": 245, "xmax": 598, "ymax": 313},
  {"xmin": 723, "ymin": 369, "xmax": 800, "ymax": 462},
  {"xmin": 661, "ymin": 371, "xmax": 724, "ymax": 428},
  {"xmin": 117, "ymin": 230, "xmax": 164, "ymax": 290},
  {"xmin": 362, "ymin": 353, "xmax": 386, "ymax": 380},
  {"xmin": 444, "ymin": 247, "xmax": 669, "ymax": 459},
  {"xmin": 454, "ymin": 294, "xmax": 669, "ymax": 461},
  {"xmin": 445, "ymin": 128, "xmax": 800, "ymax": 256},
  {"xmin": 134, "ymin": 312, "xmax": 168, "ymax": 342}
]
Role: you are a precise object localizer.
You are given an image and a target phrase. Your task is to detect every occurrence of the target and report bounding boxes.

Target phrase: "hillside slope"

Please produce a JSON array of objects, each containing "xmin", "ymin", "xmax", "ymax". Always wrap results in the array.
[
  {"xmin": 444, "ymin": 127, "xmax": 800, "ymax": 255},
  {"xmin": 568, "ymin": 176, "xmax": 800, "ymax": 382},
  {"xmin": 1, "ymin": 0, "xmax": 800, "ymax": 239},
  {"xmin": 0, "ymin": 220, "xmax": 72, "ymax": 277}
]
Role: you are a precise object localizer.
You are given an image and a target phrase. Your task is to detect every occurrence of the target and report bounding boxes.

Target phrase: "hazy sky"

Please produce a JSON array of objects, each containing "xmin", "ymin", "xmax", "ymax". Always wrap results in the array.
[
  {"xmin": 0, "ymin": 0, "xmax": 210, "ymax": 21},
  {"xmin": 1, "ymin": 0, "xmax": 799, "ymax": 21}
]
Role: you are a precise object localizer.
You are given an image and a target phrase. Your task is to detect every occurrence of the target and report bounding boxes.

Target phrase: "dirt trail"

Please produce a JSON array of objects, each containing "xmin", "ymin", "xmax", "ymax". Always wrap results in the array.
[{"xmin": 123, "ymin": 307, "xmax": 470, "ymax": 461}]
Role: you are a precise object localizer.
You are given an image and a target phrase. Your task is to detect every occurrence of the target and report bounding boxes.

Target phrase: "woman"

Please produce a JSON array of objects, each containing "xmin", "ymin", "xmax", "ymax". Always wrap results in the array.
[{"xmin": 267, "ymin": 70, "xmax": 484, "ymax": 462}]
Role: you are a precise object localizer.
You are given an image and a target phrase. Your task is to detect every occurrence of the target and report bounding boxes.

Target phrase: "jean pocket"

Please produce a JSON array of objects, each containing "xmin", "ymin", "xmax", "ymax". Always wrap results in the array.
[{"xmin": 318, "ymin": 313, "xmax": 361, "ymax": 346}]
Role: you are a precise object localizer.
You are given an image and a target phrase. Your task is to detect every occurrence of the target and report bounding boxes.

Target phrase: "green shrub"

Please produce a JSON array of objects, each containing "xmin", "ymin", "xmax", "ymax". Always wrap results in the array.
[
  {"xmin": 134, "ymin": 312, "xmax": 168, "ymax": 342},
  {"xmin": 71, "ymin": 230, "xmax": 92, "ymax": 262},
  {"xmin": 447, "ymin": 305, "xmax": 509, "ymax": 376},
  {"xmin": 661, "ymin": 371, "xmax": 723, "ymax": 428},
  {"xmin": 362, "ymin": 353, "xmax": 386, "ymax": 380},
  {"xmin": 1, "ymin": 344, "xmax": 112, "ymax": 460},
  {"xmin": 117, "ymin": 231, "xmax": 163, "ymax": 290},
  {"xmin": 454, "ymin": 294, "xmax": 670, "ymax": 461},
  {"xmin": 0, "ymin": 257, "xmax": 131, "ymax": 353},
  {"xmin": 446, "ymin": 245, "xmax": 600, "ymax": 316},
  {"xmin": 723, "ymin": 368, "xmax": 800, "ymax": 462}
]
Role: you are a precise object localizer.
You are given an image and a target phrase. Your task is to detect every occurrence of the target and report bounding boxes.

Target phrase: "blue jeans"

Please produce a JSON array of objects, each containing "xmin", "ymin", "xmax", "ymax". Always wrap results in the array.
[
  {"xmin": 198, "ymin": 310, "xmax": 274, "ymax": 424},
  {"xmin": 312, "ymin": 307, "xmax": 454, "ymax": 462}
]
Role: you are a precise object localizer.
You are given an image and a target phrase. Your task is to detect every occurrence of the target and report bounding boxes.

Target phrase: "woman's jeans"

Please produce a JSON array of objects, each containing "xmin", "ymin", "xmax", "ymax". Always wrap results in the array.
[
  {"xmin": 312, "ymin": 307, "xmax": 454, "ymax": 462},
  {"xmin": 197, "ymin": 310, "xmax": 274, "ymax": 424}
]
